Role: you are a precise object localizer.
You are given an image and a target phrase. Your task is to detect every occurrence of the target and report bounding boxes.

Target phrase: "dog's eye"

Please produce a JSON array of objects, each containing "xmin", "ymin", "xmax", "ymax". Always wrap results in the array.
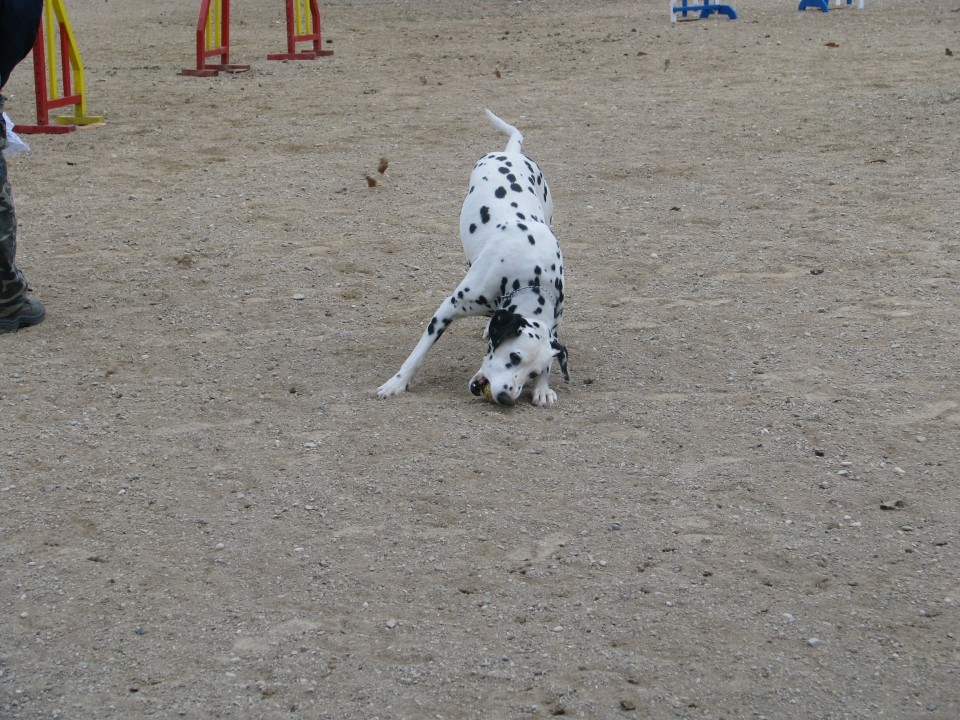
[
  {"xmin": 529, "ymin": 371, "xmax": 539, "ymax": 380},
  {"xmin": 509, "ymin": 352, "xmax": 521, "ymax": 366}
]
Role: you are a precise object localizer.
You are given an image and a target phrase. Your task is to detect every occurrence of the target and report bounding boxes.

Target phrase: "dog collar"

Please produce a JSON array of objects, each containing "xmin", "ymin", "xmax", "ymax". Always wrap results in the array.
[{"xmin": 499, "ymin": 285, "xmax": 544, "ymax": 309}]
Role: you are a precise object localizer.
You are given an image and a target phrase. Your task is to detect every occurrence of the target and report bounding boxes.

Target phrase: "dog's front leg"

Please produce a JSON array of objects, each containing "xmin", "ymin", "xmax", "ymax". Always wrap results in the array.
[
  {"xmin": 530, "ymin": 369, "xmax": 558, "ymax": 407},
  {"xmin": 376, "ymin": 298, "xmax": 470, "ymax": 399}
]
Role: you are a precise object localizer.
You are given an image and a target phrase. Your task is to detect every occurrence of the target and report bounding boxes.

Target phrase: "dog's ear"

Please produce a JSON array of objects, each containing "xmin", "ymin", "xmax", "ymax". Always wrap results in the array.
[
  {"xmin": 551, "ymin": 339, "xmax": 570, "ymax": 381},
  {"xmin": 488, "ymin": 309, "xmax": 527, "ymax": 350}
]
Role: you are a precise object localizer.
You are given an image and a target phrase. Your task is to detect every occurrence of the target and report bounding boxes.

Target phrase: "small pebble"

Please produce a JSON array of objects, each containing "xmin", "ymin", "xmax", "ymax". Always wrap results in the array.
[
  {"xmin": 611, "ymin": 522, "xmax": 622, "ymax": 531},
  {"xmin": 292, "ymin": 293, "xmax": 306, "ymax": 301},
  {"xmin": 807, "ymin": 638, "xmax": 823, "ymax": 647},
  {"xmin": 386, "ymin": 619, "xmax": 398, "ymax": 629}
]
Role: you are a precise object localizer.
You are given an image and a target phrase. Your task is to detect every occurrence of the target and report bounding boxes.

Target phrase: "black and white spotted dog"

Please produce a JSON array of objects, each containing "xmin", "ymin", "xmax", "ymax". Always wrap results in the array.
[{"xmin": 376, "ymin": 109, "xmax": 569, "ymax": 406}]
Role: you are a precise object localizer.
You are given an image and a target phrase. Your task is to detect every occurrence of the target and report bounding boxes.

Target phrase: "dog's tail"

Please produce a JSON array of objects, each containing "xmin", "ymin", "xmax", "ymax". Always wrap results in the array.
[{"xmin": 484, "ymin": 108, "xmax": 524, "ymax": 155}]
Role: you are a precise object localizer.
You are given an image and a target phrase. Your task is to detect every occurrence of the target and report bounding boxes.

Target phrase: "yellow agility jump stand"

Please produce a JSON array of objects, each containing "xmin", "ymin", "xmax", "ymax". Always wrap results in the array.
[{"xmin": 15, "ymin": 0, "xmax": 104, "ymax": 134}]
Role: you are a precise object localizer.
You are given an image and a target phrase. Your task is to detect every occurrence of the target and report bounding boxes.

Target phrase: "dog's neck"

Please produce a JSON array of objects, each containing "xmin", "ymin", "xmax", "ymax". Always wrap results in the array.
[{"xmin": 498, "ymin": 284, "xmax": 555, "ymax": 319}]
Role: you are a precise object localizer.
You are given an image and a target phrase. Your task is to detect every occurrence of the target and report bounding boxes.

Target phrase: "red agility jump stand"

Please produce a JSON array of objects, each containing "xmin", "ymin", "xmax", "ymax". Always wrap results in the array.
[
  {"xmin": 15, "ymin": 0, "xmax": 104, "ymax": 135},
  {"xmin": 268, "ymin": 0, "xmax": 333, "ymax": 61},
  {"xmin": 181, "ymin": 0, "xmax": 332, "ymax": 76},
  {"xmin": 180, "ymin": 0, "xmax": 251, "ymax": 77}
]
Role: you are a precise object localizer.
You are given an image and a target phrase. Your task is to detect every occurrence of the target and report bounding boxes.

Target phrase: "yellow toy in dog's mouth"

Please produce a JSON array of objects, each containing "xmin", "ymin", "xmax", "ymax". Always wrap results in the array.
[{"xmin": 482, "ymin": 383, "xmax": 494, "ymax": 402}]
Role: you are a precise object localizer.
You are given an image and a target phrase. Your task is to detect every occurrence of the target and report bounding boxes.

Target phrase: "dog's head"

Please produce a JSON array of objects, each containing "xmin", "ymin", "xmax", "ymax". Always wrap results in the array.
[{"xmin": 469, "ymin": 309, "xmax": 568, "ymax": 406}]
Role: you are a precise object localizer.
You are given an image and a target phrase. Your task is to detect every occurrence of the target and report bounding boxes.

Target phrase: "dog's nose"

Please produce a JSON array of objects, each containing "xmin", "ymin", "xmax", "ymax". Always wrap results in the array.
[
  {"xmin": 495, "ymin": 391, "xmax": 517, "ymax": 406},
  {"xmin": 470, "ymin": 377, "xmax": 487, "ymax": 396}
]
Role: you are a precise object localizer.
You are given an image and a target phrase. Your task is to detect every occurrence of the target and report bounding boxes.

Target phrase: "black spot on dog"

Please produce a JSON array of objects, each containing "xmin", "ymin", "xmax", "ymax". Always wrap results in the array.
[
  {"xmin": 469, "ymin": 223, "xmax": 477, "ymax": 234},
  {"xmin": 495, "ymin": 187, "xmax": 507, "ymax": 199},
  {"xmin": 517, "ymin": 223, "xmax": 528, "ymax": 231},
  {"xmin": 480, "ymin": 206, "xmax": 491, "ymax": 224},
  {"xmin": 528, "ymin": 235, "xmax": 536, "ymax": 245},
  {"xmin": 511, "ymin": 183, "xmax": 523, "ymax": 193}
]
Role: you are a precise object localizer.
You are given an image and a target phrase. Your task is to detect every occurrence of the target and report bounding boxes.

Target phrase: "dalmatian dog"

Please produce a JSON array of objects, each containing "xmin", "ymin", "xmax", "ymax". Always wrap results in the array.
[{"xmin": 376, "ymin": 109, "xmax": 569, "ymax": 406}]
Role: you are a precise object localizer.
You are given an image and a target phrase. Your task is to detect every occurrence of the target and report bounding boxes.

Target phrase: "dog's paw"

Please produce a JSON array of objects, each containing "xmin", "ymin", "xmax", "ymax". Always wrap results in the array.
[
  {"xmin": 376, "ymin": 376, "xmax": 409, "ymax": 399},
  {"xmin": 532, "ymin": 387, "xmax": 558, "ymax": 407}
]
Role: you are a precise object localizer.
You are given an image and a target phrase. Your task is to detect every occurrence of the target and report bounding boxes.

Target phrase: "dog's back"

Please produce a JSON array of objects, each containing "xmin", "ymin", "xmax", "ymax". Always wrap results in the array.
[{"xmin": 459, "ymin": 110, "xmax": 553, "ymax": 264}]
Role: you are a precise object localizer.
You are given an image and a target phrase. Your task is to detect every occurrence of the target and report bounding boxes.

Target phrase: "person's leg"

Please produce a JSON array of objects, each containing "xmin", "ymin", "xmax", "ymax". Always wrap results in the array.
[{"xmin": 0, "ymin": 111, "xmax": 45, "ymax": 331}]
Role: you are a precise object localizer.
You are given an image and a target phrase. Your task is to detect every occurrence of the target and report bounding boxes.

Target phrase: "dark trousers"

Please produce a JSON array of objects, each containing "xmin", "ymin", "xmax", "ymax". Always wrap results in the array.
[{"xmin": 0, "ymin": 99, "xmax": 30, "ymax": 314}]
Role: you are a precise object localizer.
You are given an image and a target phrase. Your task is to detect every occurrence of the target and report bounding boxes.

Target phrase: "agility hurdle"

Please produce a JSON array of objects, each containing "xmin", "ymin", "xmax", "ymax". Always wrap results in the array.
[
  {"xmin": 670, "ymin": 0, "xmax": 737, "ymax": 22},
  {"xmin": 799, "ymin": 0, "xmax": 864, "ymax": 10},
  {"xmin": 14, "ymin": 0, "xmax": 104, "ymax": 135},
  {"xmin": 268, "ymin": 0, "xmax": 333, "ymax": 61},
  {"xmin": 180, "ymin": 0, "xmax": 251, "ymax": 77}
]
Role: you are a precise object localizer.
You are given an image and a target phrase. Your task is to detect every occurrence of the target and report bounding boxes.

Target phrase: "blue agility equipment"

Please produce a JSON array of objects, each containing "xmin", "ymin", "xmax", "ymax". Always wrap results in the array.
[
  {"xmin": 670, "ymin": 0, "xmax": 737, "ymax": 22},
  {"xmin": 799, "ymin": 0, "xmax": 864, "ymax": 11}
]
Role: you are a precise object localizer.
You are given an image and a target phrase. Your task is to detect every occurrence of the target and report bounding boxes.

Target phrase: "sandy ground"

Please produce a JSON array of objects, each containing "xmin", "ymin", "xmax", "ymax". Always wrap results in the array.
[{"xmin": 1, "ymin": 0, "xmax": 959, "ymax": 717}]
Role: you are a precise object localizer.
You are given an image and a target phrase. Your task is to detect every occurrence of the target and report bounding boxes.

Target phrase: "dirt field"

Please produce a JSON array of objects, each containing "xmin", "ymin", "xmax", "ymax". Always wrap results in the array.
[{"xmin": 1, "ymin": 0, "xmax": 958, "ymax": 717}]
